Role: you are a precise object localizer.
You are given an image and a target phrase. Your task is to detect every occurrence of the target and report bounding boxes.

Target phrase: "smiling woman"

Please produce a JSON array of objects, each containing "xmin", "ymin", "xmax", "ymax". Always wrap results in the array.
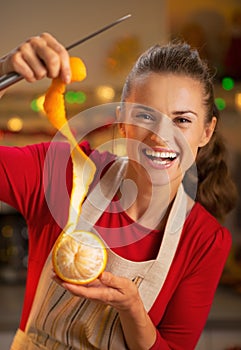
[
  {"xmin": 121, "ymin": 42, "xmax": 236, "ymax": 220},
  {"xmin": 0, "ymin": 34, "xmax": 237, "ymax": 350},
  {"xmin": 116, "ymin": 77, "xmax": 215, "ymax": 208}
]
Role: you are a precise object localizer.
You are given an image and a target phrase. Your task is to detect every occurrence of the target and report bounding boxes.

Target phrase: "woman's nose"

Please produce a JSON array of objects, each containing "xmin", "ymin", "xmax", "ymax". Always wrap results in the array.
[
  {"xmin": 150, "ymin": 132, "xmax": 168, "ymax": 146},
  {"xmin": 149, "ymin": 114, "xmax": 174, "ymax": 145}
]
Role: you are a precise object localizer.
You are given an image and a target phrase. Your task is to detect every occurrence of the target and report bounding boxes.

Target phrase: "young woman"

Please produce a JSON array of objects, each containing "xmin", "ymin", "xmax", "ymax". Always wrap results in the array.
[{"xmin": 0, "ymin": 33, "xmax": 237, "ymax": 349}]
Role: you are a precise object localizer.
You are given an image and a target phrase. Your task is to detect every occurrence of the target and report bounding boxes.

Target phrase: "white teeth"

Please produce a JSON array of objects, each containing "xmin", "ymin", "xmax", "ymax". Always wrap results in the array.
[
  {"xmin": 153, "ymin": 159, "xmax": 169, "ymax": 165},
  {"xmin": 145, "ymin": 149, "xmax": 177, "ymax": 159}
]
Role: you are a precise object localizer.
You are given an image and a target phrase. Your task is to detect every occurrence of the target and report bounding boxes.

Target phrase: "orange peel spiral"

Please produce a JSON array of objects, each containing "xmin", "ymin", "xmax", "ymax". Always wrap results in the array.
[
  {"xmin": 44, "ymin": 57, "xmax": 86, "ymax": 131},
  {"xmin": 43, "ymin": 57, "xmax": 107, "ymax": 284}
]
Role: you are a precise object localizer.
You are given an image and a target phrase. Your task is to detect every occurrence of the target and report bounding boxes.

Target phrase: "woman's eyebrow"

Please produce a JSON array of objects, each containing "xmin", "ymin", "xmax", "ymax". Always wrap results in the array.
[
  {"xmin": 133, "ymin": 105, "xmax": 198, "ymax": 118},
  {"xmin": 172, "ymin": 110, "xmax": 198, "ymax": 117},
  {"xmin": 132, "ymin": 104, "xmax": 157, "ymax": 113}
]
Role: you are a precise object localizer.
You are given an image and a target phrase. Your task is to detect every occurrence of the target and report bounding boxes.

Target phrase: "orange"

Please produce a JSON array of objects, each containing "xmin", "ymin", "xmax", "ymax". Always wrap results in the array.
[
  {"xmin": 44, "ymin": 57, "xmax": 104, "ymax": 285},
  {"xmin": 52, "ymin": 231, "xmax": 107, "ymax": 285},
  {"xmin": 69, "ymin": 56, "xmax": 87, "ymax": 82}
]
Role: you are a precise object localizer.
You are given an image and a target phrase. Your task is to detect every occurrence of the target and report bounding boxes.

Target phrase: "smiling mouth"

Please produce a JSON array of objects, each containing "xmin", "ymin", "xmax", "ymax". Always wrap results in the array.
[{"xmin": 143, "ymin": 148, "xmax": 178, "ymax": 165}]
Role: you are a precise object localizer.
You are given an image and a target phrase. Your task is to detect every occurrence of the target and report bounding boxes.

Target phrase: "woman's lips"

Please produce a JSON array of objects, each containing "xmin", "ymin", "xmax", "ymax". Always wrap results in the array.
[{"xmin": 142, "ymin": 148, "xmax": 178, "ymax": 168}]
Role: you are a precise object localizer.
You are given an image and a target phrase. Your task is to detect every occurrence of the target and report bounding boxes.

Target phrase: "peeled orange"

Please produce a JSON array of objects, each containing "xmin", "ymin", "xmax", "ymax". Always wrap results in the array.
[
  {"xmin": 52, "ymin": 231, "xmax": 107, "ymax": 284},
  {"xmin": 44, "ymin": 57, "xmax": 105, "ymax": 285}
]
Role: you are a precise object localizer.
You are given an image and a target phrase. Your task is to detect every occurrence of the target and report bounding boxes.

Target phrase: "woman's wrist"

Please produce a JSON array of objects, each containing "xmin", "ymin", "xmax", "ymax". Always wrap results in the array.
[
  {"xmin": 120, "ymin": 297, "xmax": 147, "ymax": 324},
  {"xmin": 118, "ymin": 298, "xmax": 157, "ymax": 350}
]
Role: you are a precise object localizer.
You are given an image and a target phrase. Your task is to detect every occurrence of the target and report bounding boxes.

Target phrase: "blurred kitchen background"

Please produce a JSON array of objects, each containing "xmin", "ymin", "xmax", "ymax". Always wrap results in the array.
[{"xmin": 0, "ymin": 0, "xmax": 241, "ymax": 349}]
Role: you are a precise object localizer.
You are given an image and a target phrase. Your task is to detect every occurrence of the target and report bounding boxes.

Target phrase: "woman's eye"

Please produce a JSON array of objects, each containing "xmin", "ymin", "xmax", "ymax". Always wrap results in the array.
[
  {"xmin": 173, "ymin": 117, "xmax": 191, "ymax": 127},
  {"xmin": 135, "ymin": 113, "xmax": 155, "ymax": 121}
]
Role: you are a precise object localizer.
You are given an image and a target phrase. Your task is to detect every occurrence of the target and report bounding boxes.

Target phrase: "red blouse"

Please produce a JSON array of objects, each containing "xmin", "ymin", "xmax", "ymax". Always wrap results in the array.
[{"xmin": 0, "ymin": 141, "xmax": 231, "ymax": 349}]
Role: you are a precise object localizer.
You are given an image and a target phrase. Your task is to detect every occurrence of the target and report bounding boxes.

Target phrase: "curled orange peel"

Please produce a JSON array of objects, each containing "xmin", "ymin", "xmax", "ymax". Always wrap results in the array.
[
  {"xmin": 44, "ymin": 56, "xmax": 86, "ymax": 131},
  {"xmin": 44, "ymin": 57, "xmax": 107, "ymax": 284}
]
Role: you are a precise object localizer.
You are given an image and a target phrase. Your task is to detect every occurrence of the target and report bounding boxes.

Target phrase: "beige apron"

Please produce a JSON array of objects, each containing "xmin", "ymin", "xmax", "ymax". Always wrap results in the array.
[{"xmin": 10, "ymin": 158, "xmax": 191, "ymax": 350}]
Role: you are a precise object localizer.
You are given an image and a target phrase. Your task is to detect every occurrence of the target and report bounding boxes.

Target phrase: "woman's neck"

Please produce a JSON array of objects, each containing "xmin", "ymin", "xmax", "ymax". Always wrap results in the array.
[{"xmin": 119, "ymin": 163, "xmax": 180, "ymax": 230}]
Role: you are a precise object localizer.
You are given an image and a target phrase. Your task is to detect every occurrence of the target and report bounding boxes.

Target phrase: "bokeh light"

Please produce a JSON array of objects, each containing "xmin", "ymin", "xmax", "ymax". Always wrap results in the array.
[
  {"xmin": 7, "ymin": 116, "xmax": 23, "ymax": 132},
  {"xmin": 215, "ymin": 97, "xmax": 226, "ymax": 111},
  {"xmin": 222, "ymin": 77, "xmax": 235, "ymax": 91},
  {"xmin": 235, "ymin": 93, "xmax": 241, "ymax": 111},
  {"xmin": 95, "ymin": 85, "xmax": 115, "ymax": 102},
  {"xmin": 65, "ymin": 91, "xmax": 86, "ymax": 104},
  {"xmin": 1, "ymin": 225, "xmax": 13, "ymax": 238},
  {"xmin": 30, "ymin": 95, "xmax": 45, "ymax": 112}
]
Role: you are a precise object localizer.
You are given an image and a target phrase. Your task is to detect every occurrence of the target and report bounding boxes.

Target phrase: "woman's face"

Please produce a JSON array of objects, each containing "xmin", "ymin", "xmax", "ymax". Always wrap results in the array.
[{"xmin": 119, "ymin": 73, "xmax": 216, "ymax": 188}]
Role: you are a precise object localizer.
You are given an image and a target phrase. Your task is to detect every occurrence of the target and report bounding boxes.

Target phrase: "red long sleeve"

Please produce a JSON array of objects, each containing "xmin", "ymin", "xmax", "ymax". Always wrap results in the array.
[{"xmin": 0, "ymin": 141, "xmax": 231, "ymax": 348}]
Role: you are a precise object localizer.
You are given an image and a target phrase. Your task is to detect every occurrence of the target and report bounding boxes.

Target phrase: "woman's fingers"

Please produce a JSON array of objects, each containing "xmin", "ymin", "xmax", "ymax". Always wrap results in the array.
[
  {"xmin": 99, "ymin": 271, "xmax": 128, "ymax": 291},
  {"xmin": 10, "ymin": 42, "xmax": 47, "ymax": 82},
  {"xmin": 53, "ymin": 273, "xmax": 110, "ymax": 301},
  {"xmin": 1, "ymin": 33, "xmax": 71, "ymax": 84},
  {"xmin": 37, "ymin": 33, "xmax": 71, "ymax": 83},
  {"xmin": 52, "ymin": 271, "xmax": 139, "ymax": 311}
]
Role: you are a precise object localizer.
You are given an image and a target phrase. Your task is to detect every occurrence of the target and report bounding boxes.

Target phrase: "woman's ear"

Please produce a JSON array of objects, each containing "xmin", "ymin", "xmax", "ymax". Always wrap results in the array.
[
  {"xmin": 116, "ymin": 105, "xmax": 126, "ymax": 137},
  {"xmin": 199, "ymin": 116, "xmax": 217, "ymax": 147},
  {"xmin": 118, "ymin": 123, "xmax": 126, "ymax": 137}
]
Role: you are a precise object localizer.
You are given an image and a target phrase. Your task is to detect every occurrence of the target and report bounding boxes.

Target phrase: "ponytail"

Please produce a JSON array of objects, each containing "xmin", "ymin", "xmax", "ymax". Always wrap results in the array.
[{"xmin": 196, "ymin": 130, "xmax": 237, "ymax": 221}]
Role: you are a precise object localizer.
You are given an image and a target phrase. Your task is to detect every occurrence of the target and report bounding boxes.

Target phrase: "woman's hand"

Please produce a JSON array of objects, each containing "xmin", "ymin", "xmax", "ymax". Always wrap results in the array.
[
  {"xmin": 53, "ymin": 271, "xmax": 157, "ymax": 350},
  {"xmin": 53, "ymin": 271, "xmax": 139, "ymax": 311},
  {"xmin": 0, "ymin": 32, "xmax": 71, "ymax": 84}
]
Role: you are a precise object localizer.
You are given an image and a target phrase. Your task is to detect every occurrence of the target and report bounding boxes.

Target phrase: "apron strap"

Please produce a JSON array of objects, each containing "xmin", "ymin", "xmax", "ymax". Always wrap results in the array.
[
  {"xmin": 138, "ymin": 184, "xmax": 192, "ymax": 311},
  {"xmin": 77, "ymin": 156, "xmax": 128, "ymax": 230}
]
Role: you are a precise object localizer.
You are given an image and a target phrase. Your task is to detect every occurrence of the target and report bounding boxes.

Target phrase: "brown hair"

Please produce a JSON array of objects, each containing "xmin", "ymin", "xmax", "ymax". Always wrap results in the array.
[{"xmin": 121, "ymin": 42, "xmax": 237, "ymax": 221}]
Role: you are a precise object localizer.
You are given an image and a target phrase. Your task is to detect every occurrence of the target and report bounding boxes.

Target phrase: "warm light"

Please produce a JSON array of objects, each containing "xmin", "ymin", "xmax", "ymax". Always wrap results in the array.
[
  {"xmin": 31, "ymin": 95, "xmax": 46, "ymax": 113},
  {"xmin": 7, "ymin": 116, "xmax": 23, "ymax": 132},
  {"xmin": 1, "ymin": 225, "xmax": 13, "ymax": 238},
  {"xmin": 96, "ymin": 85, "xmax": 115, "ymax": 102},
  {"xmin": 235, "ymin": 93, "xmax": 241, "ymax": 111}
]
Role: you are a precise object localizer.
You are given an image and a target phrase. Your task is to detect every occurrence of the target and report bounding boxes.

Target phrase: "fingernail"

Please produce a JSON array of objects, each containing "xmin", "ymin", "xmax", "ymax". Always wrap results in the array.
[{"xmin": 65, "ymin": 74, "xmax": 71, "ymax": 84}]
